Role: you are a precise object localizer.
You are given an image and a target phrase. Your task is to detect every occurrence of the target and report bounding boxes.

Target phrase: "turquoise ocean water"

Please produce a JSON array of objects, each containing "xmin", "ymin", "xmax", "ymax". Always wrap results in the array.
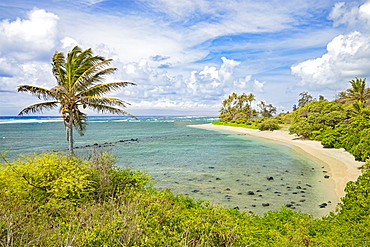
[{"xmin": 0, "ymin": 116, "xmax": 336, "ymax": 217}]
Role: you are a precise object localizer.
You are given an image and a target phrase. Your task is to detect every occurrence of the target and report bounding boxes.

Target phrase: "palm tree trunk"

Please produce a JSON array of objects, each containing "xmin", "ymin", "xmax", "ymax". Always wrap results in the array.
[{"xmin": 66, "ymin": 116, "xmax": 74, "ymax": 154}]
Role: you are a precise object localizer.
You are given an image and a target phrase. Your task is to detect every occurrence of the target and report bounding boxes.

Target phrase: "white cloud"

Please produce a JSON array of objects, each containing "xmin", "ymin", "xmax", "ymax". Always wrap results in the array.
[
  {"xmin": 292, "ymin": 1, "xmax": 370, "ymax": 90},
  {"xmin": 0, "ymin": 8, "xmax": 59, "ymax": 61},
  {"xmin": 112, "ymin": 56, "xmax": 258, "ymax": 112},
  {"xmin": 61, "ymin": 37, "xmax": 79, "ymax": 49},
  {"xmin": 253, "ymin": 79, "xmax": 266, "ymax": 93}
]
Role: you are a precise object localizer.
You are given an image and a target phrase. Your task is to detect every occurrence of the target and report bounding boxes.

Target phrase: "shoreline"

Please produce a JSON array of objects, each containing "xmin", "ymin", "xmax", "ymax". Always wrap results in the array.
[{"xmin": 189, "ymin": 123, "xmax": 364, "ymax": 202}]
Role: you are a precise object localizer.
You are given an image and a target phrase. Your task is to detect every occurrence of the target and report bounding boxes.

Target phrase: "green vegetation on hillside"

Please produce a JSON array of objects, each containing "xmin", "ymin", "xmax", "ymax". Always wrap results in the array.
[
  {"xmin": 1, "ymin": 151, "xmax": 370, "ymax": 246},
  {"xmin": 216, "ymin": 78, "xmax": 370, "ymax": 162}
]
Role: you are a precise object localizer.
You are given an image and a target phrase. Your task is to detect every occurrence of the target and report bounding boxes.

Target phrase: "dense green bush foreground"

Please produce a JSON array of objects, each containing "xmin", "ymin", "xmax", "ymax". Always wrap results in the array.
[{"xmin": 1, "ymin": 152, "xmax": 370, "ymax": 246}]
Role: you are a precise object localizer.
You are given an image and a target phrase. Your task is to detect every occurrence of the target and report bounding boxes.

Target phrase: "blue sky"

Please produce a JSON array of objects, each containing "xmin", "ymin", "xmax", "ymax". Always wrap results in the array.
[{"xmin": 0, "ymin": 0, "xmax": 369, "ymax": 116}]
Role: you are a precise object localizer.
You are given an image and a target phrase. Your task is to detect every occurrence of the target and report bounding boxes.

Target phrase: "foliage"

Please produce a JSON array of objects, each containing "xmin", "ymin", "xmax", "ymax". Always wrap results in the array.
[
  {"xmin": 212, "ymin": 120, "xmax": 259, "ymax": 129},
  {"xmin": 0, "ymin": 152, "xmax": 149, "ymax": 208},
  {"xmin": 17, "ymin": 46, "xmax": 136, "ymax": 153},
  {"xmin": 1, "ymin": 152, "xmax": 370, "ymax": 245},
  {"xmin": 258, "ymin": 119, "xmax": 281, "ymax": 131},
  {"xmin": 291, "ymin": 91, "xmax": 315, "ymax": 112},
  {"xmin": 0, "ymin": 153, "xmax": 92, "ymax": 207},
  {"xmin": 219, "ymin": 92, "xmax": 256, "ymax": 121},
  {"xmin": 257, "ymin": 101, "xmax": 277, "ymax": 118},
  {"xmin": 289, "ymin": 100, "xmax": 348, "ymax": 139},
  {"xmin": 337, "ymin": 77, "xmax": 370, "ymax": 105}
]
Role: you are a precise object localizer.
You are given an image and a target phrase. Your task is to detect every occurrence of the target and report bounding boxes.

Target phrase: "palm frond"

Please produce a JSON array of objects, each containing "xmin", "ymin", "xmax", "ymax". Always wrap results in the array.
[
  {"xmin": 72, "ymin": 60, "xmax": 115, "ymax": 93},
  {"xmin": 87, "ymin": 104, "xmax": 137, "ymax": 118},
  {"xmin": 18, "ymin": 85, "xmax": 56, "ymax": 101},
  {"xmin": 72, "ymin": 110, "xmax": 87, "ymax": 136},
  {"xmin": 52, "ymin": 52, "xmax": 66, "ymax": 87},
  {"xmin": 18, "ymin": 102, "xmax": 59, "ymax": 115},
  {"xmin": 80, "ymin": 82, "xmax": 136, "ymax": 97},
  {"xmin": 80, "ymin": 96, "xmax": 130, "ymax": 108}
]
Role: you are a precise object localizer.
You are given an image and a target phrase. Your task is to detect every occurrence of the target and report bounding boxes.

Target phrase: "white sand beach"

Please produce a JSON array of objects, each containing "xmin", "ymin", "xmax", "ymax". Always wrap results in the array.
[{"xmin": 189, "ymin": 124, "xmax": 364, "ymax": 202}]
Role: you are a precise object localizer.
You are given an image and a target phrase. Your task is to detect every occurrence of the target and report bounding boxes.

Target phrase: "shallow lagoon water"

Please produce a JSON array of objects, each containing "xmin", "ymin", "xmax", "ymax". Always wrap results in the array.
[{"xmin": 0, "ymin": 116, "xmax": 335, "ymax": 217}]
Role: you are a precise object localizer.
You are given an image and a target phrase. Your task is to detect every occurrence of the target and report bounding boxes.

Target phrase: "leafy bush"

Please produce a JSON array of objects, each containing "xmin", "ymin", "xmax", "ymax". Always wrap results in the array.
[
  {"xmin": 0, "ymin": 152, "xmax": 93, "ymax": 206},
  {"xmin": 0, "ymin": 152, "xmax": 150, "ymax": 206},
  {"xmin": 289, "ymin": 101, "xmax": 348, "ymax": 139},
  {"xmin": 258, "ymin": 119, "xmax": 281, "ymax": 131},
  {"xmin": 1, "ymin": 152, "xmax": 370, "ymax": 246}
]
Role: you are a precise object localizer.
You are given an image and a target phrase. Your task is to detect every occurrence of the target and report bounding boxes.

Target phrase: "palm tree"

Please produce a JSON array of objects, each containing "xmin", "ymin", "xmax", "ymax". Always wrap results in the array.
[
  {"xmin": 246, "ymin": 93, "xmax": 255, "ymax": 107},
  {"xmin": 18, "ymin": 46, "xmax": 136, "ymax": 154},
  {"xmin": 339, "ymin": 77, "xmax": 370, "ymax": 104}
]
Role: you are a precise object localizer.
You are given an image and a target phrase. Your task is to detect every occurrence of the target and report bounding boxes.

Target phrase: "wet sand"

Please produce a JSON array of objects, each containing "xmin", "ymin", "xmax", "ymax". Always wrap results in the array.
[{"xmin": 189, "ymin": 124, "xmax": 364, "ymax": 202}]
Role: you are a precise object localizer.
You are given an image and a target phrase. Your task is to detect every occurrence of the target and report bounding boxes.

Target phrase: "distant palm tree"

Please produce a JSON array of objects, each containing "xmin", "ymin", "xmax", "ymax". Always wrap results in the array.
[
  {"xmin": 18, "ymin": 46, "xmax": 136, "ymax": 154},
  {"xmin": 339, "ymin": 77, "xmax": 370, "ymax": 104}
]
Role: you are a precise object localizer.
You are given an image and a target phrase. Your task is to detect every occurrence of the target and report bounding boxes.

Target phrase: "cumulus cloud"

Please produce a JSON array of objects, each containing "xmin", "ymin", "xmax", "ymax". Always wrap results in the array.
[
  {"xmin": 0, "ymin": 8, "xmax": 59, "ymax": 61},
  {"xmin": 253, "ymin": 80, "xmax": 266, "ymax": 93},
  {"xmin": 112, "ymin": 56, "xmax": 260, "ymax": 112},
  {"xmin": 292, "ymin": 1, "xmax": 370, "ymax": 90}
]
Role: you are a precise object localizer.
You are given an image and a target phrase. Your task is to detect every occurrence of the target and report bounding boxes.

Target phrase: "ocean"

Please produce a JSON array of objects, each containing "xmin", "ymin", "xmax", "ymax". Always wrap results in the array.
[{"xmin": 0, "ymin": 115, "xmax": 336, "ymax": 217}]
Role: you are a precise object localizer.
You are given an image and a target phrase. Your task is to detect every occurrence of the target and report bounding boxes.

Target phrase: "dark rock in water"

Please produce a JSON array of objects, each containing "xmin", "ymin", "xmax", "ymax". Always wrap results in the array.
[
  {"xmin": 319, "ymin": 203, "xmax": 328, "ymax": 208},
  {"xmin": 328, "ymin": 201, "xmax": 332, "ymax": 203},
  {"xmin": 267, "ymin": 176, "xmax": 274, "ymax": 181},
  {"xmin": 191, "ymin": 190, "xmax": 199, "ymax": 193},
  {"xmin": 324, "ymin": 175, "xmax": 330, "ymax": 179},
  {"xmin": 216, "ymin": 177, "xmax": 221, "ymax": 180},
  {"xmin": 296, "ymin": 186, "xmax": 302, "ymax": 189},
  {"xmin": 225, "ymin": 188, "xmax": 231, "ymax": 191},
  {"xmin": 262, "ymin": 203, "xmax": 270, "ymax": 207},
  {"xmin": 233, "ymin": 206, "xmax": 239, "ymax": 210},
  {"xmin": 292, "ymin": 192, "xmax": 298, "ymax": 194},
  {"xmin": 236, "ymin": 179, "xmax": 240, "ymax": 182},
  {"xmin": 208, "ymin": 167, "xmax": 215, "ymax": 169},
  {"xmin": 252, "ymin": 205, "xmax": 256, "ymax": 207},
  {"xmin": 299, "ymin": 199, "xmax": 306, "ymax": 202},
  {"xmin": 259, "ymin": 195, "xmax": 263, "ymax": 197},
  {"xmin": 247, "ymin": 191, "xmax": 255, "ymax": 195},
  {"xmin": 237, "ymin": 193, "xmax": 243, "ymax": 195},
  {"xmin": 285, "ymin": 203, "xmax": 294, "ymax": 208},
  {"xmin": 306, "ymin": 184, "xmax": 312, "ymax": 187}
]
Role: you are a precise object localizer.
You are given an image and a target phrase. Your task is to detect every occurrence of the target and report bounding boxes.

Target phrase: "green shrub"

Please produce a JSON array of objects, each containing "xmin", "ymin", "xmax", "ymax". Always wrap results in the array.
[
  {"xmin": 0, "ymin": 152, "xmax": 93, "ymax": 205},
  {"xmin": 258, "ymin": 119, "xmax": 281, "ymax": 131}
]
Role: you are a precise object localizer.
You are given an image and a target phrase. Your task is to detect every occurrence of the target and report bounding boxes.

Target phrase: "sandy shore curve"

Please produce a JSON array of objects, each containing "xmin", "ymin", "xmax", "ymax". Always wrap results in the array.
[{"xmin": 189, "ymin": 124, "xmax": 364, "ymax": 201}]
